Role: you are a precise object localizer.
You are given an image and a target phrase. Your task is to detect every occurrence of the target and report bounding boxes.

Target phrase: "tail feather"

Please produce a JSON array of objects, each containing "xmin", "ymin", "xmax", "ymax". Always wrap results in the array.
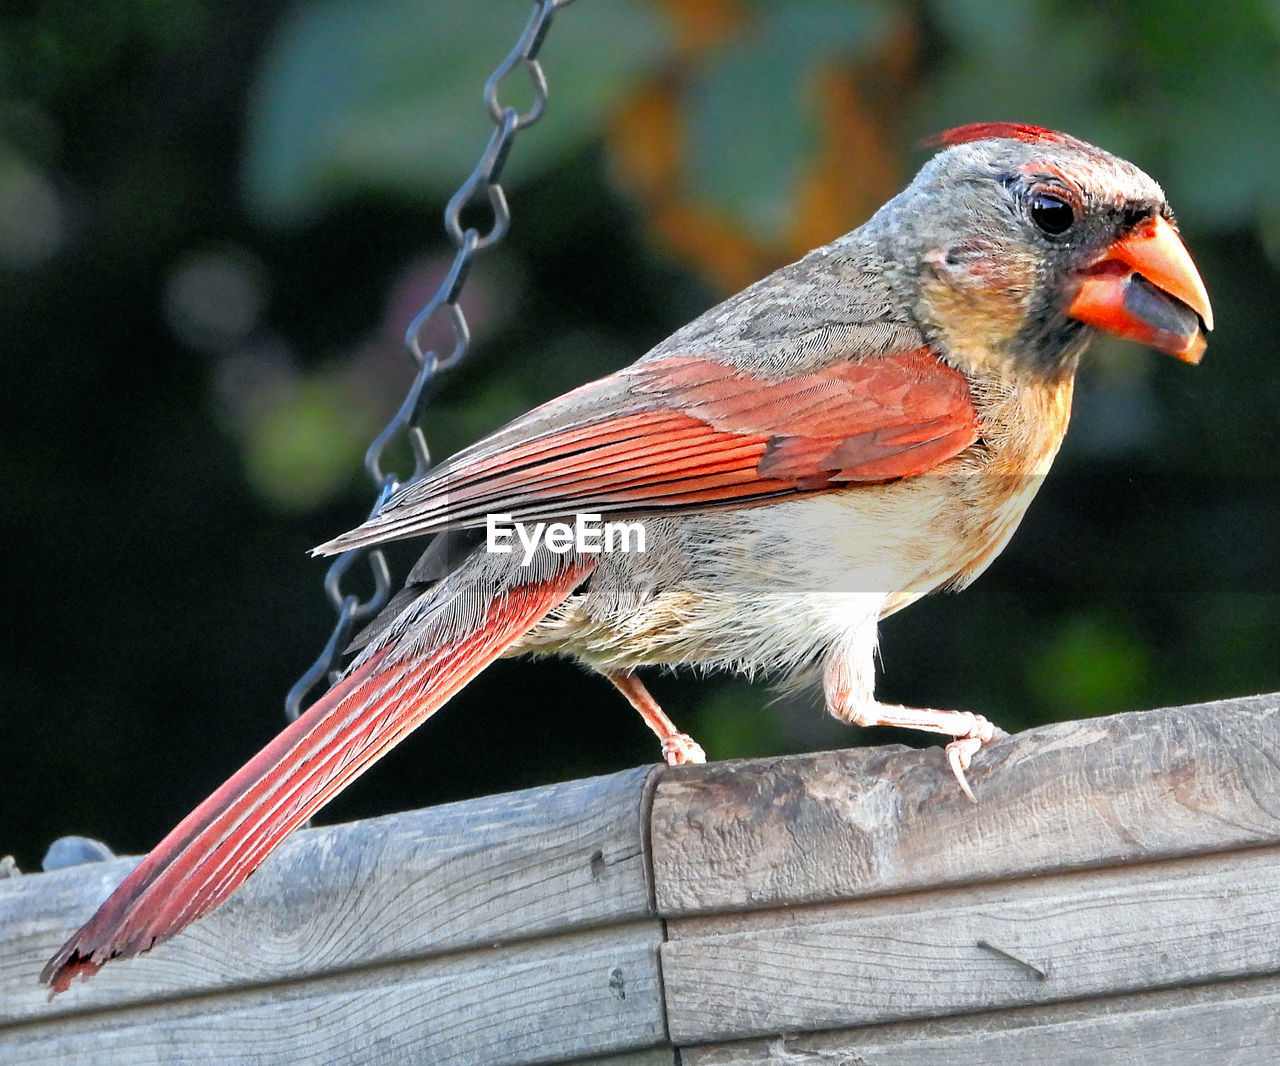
[{"xmin": 41, "ymin": 565, "xmax": 591, "ymax": 994}]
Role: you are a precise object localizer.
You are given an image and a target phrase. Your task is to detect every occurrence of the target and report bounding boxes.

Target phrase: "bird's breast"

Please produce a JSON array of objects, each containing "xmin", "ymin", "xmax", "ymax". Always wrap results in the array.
[{"xmin": 938, "ymin": 368, "xmax": 1076, "ymax": 593}]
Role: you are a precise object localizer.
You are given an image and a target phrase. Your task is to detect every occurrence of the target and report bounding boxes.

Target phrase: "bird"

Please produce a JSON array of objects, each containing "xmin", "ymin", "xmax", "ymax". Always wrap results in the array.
[{"xmin": 43, "ymin": 123, "xmax": 1211, "ymax": 993}]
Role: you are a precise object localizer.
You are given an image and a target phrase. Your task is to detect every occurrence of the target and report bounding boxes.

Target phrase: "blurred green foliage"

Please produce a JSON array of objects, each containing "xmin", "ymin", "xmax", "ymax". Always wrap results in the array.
[
  {"xmin": 681, "ymin": 0, "xmax": 892, "ymax": 241},
  {"xmin": 244, "ymin": 0, "xmax": 671, "ymax": 221},
  {"xmin": 3, "ymin": 0, "xmax": 1279, "ymax": 872}
]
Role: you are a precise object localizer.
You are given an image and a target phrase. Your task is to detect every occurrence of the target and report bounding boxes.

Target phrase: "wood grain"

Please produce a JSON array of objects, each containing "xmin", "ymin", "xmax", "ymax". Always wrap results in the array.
[
  {"xmin": 5, "ymin": 697, "xmax": 1280, "ymax": 1063},
  {"xmin": 0, "ymin": 765, "xmax": 656, "ymax": 1024},
  {"xmin": 650, "ymin": 696, "xmax": 1280, "ymax": 916},
  {"xmin": 0, "ymin": 923, "xmax": 666, "ymax": 1066},
  {"xmin": 680, "ymin": 974, "xmax": 1280, "ymax": 1065},
  {"xmin": 661, "ymin": 843, "xmax": 1280, "ymax": 1044}
]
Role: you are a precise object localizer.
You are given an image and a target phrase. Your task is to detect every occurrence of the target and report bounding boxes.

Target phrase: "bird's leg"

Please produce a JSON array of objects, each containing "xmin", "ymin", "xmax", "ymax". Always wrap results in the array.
[
  {"xmin": 849, "ymin": 703, "xmax": 1007, "ymax": 803},
  {"xmin": 824, "ymin": 636, "xmax": 1005, "ymax": 802},
  {"xmin": 605, "ymin": 668, "xmax": 706, "ymax": 766}
]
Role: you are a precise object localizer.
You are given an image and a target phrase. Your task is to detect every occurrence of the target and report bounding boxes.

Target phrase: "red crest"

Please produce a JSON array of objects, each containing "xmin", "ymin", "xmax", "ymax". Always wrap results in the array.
[{"xmin": 927, "ymin": 123, "xmax": 1088, "ymax": 150}]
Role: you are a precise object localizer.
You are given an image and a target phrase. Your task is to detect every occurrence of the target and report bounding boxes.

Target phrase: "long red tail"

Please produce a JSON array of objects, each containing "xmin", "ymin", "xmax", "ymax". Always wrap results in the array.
[{"xmin": 42, "ymin": 565, "xmax": 590, "ymax": 993}]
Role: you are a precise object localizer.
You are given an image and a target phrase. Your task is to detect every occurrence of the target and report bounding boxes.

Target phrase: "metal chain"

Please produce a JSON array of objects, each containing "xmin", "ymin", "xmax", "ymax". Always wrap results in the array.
[{"xmin": 285, "ymin": 0, "xmax": 577, "ymax": 722}]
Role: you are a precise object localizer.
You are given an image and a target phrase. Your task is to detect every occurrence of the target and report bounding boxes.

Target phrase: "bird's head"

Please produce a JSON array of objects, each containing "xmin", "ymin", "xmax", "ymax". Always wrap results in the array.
[{"xmin": 872, "ymin": 122, "xmax": 1212, "ymax": 377}]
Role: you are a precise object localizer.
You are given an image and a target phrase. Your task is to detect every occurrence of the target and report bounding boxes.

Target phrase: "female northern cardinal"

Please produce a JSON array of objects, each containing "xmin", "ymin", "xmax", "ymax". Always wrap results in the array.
[{"xmin": 44, "ymin": 123, "xmax": 1211, "ymax": 992}]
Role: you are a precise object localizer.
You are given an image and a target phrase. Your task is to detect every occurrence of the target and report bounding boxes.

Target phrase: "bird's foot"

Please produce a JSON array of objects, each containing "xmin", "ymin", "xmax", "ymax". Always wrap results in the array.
[
  {"xmin": 835, "ymin": 702, "xmax": 1008, "ymax": 803},
  {"xmin": 943, "ymin": 714, "xmax": 1007, "ymax": 803},
  {"xmin": 606, "ymin": 668, "xmax": 708, "ymax": 768},
  {"xmin": 661, "ymin": 733, "xmax": 707, "ymax": 767}
]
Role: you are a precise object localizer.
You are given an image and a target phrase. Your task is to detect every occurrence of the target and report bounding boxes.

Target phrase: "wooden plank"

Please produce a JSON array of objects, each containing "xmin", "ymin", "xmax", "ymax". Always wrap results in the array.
[
  {"xmin": 661, "ymin": 843, "xmax": 1280, "ymax": 1044},
  {"xmin": 0, "ymin": 922, "xmax": 667, "ymax": 1066},
  {"xmin": 680, "ymin": 974, "xmax": 1280, "ymax": 1065},
  {"xmin": 0, "ymin": 765, "xmax": 656, "ymax": 1024},
  {"xmin": 650, "ymin": 696, "xmax": 1280, "ymax": 916},
  {"xmin": 7, "ymin": 697, "xmax": 1280, "ymax": 1063},
  {"xmin": 566, "ymin": 1052, "xmax": 675, "ymax": 1066}
]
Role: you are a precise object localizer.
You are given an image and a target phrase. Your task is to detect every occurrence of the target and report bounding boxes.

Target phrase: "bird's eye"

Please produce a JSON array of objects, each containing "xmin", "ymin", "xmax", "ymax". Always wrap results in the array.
[{"xmin": 1029, "ymin": 192, "xmax": 1075, "ymax": 236}]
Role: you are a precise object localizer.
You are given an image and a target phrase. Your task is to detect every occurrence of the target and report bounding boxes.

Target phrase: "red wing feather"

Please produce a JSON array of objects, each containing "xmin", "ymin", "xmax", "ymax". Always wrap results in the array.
[{"xmin": 317, "ymin": 349, "xmax": 979, "ymax": 554}]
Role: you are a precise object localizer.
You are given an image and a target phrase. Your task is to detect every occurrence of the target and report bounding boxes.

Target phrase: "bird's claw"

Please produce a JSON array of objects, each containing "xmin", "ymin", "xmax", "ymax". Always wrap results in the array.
[
  {"xmin": 946, "ymin": 737, "xmax": 982, "ymax": 803},
  {"xmin": 662, "ymin": 733, "xmax": 706, "ymax": 766},
  {"xmin": 944, "ymin": 714, "xmax": 1006, "ymax": 803}
]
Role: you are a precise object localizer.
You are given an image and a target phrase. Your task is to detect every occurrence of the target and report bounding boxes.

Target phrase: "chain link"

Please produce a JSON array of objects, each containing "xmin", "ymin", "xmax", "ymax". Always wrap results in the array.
[{"xmin": 285, "ymin": 0, "xmax": 577, "ymax": 722}]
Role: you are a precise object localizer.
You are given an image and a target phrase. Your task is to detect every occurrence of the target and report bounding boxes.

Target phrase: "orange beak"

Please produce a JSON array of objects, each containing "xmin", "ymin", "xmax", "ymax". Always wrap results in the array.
[{"xmin": 1068, "ymin": 214, "xmax": 1213, "ymax": 364}]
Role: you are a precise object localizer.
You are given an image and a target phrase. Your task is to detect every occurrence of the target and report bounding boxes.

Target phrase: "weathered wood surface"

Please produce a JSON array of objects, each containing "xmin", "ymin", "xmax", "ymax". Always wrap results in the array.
[
  {"xmin": 650, "ymin": 695, "xmax": 1280, "ymax": 915},
  {"xmin": 662, "ymin": 843, "xmax": 1280, "ymax": 1043},
  {"xmin": 3, "ymin": 925, "xmax": 665, "ymax": 1066},
  {"xmin": 1, "ymin": 694, "xmax": 1278, "ymax": 1063},
  {"xmin": 681, "ymin": 975, "xmax": 1280, "ymax": 1065},
  {"xmin": 0, "ymin": 765, "xmax": 662, "ymax": 1064}
]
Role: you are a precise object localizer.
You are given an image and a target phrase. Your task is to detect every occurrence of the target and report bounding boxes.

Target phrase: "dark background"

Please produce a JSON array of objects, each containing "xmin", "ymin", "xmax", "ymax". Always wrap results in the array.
[{"xmin": 5, "ymin": 0, "xmax": 1279, "ymax": 872}]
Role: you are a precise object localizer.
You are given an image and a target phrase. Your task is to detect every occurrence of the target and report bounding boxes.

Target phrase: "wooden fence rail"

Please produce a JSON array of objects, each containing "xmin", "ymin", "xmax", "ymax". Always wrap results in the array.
[{"xmin": 2, "ymin": 693, "xmax": 1279, "ymax": 1063}]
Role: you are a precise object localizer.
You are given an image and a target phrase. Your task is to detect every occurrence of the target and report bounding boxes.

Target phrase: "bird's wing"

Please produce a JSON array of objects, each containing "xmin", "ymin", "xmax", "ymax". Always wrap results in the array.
[{"xmin": 316, "ymin": 348, "xmax": 980, "ymax": 555}]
